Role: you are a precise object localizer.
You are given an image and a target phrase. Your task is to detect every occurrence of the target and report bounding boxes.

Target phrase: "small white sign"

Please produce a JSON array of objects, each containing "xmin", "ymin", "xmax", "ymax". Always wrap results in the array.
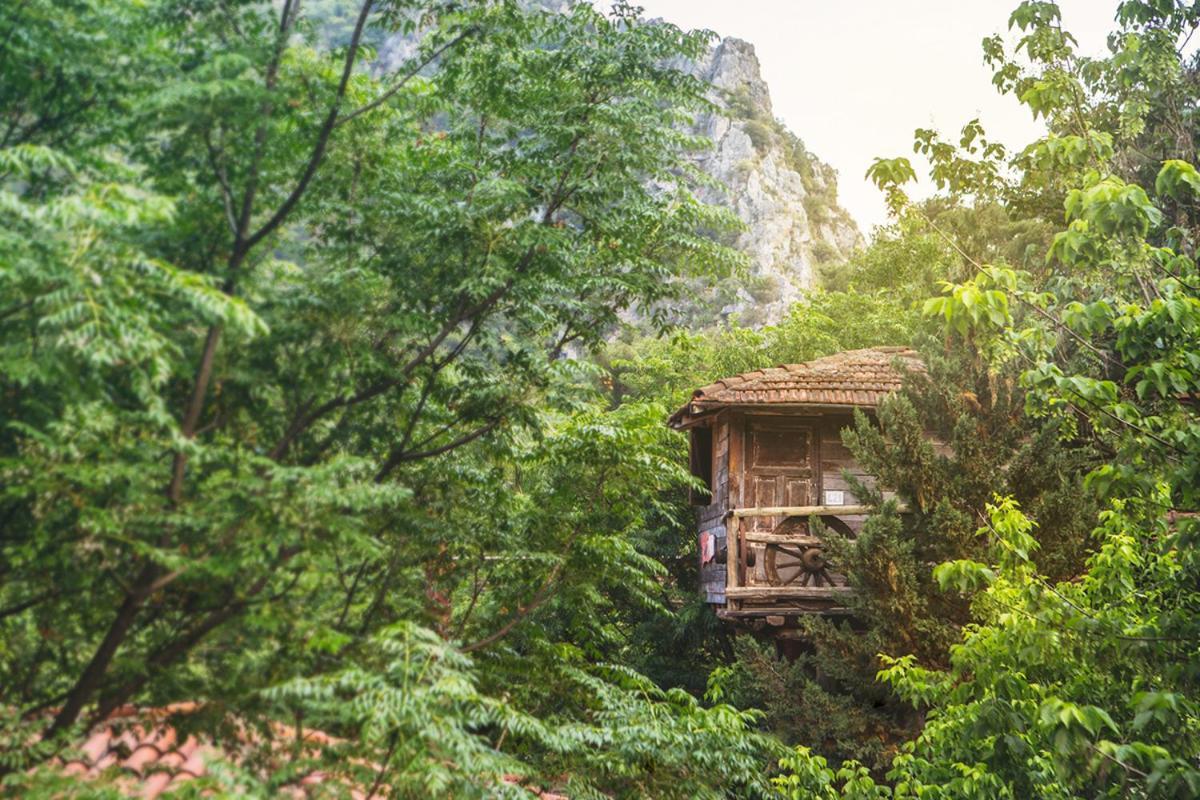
[{"xmin": 824, "ymin": 490, "xmax": 845, "ymax": 506}]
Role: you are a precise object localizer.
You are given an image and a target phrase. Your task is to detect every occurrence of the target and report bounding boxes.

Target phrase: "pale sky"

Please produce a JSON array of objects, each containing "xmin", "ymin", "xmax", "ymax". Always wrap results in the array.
[{"xmin": 621, "ymin": 1, "xmax": 1118, "ymax": 237}]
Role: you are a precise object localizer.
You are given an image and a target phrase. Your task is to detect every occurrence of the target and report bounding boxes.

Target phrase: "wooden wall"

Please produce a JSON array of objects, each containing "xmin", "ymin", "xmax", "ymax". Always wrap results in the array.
[
  {"xmin": 816, "ymin": 412, "xmax": 874, "ymax": 533},
  {"xmin": 693, "ymin": 408, "xmax": 887, "ymax": 605}
]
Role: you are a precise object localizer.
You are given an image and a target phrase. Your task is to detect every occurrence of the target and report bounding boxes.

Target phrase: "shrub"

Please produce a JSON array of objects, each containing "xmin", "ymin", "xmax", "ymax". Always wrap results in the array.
[{"xmin": 743, "ymin": 118, "xmax": 774, "ymax": 153}]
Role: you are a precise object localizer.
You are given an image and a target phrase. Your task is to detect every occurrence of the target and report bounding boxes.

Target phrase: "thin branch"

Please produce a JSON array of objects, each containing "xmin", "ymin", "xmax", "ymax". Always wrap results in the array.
[
  {"xmin": 374, "ymin": 419, "xmax": 500, "ymax": 481},
  {"xmin": 459, "ymin": 477, "xmax": 609, "ymax": 655},
  {"xmin": 0, "ymin": 591, "xmax": 55, "ymax": 620},
  {"xmin": 242, "ymin": 0, "xmax": 376, "ymax": 252},
  {"xmin": 452, "ymin": 563, "xmax": 493, "ymax": 639},
  {"xmin": 1011, "ymin": 348, "xmax": 1187, "ymax": 458},
  {"xmin": 364, "ymin": 734, "xmax": 401, "ymax": 800},
  {"xmin": 336, "ymin": 560, "xmax": 373, "ymax": 629},
  {"xmin": 334, "ymin": 26, "xmax": 478, "ymax": 129},
  {"xmin": 273, "ymin": 274, "xmax": 516, "ymax": 460},
  {"xmin": 229, "ymin": 0, "xmax": 300, "ymax": 260},
  {"xmin": 393, "ymin": 373, "xmax": 437, "ymax": 455},
  {"xmin": 204, "ymin": 128, "xmax": 240, "ymax": 237},
  {"xmin": 0, "ymin": 296, "xmax": 38, "ymax": 323},
  {"xmin": 460, "ymin": 568, "xmax": 563, "ymax": 654},
  {"xmin": 916, "ymin": 206, "xmax": 1123, "ymax": 370},
  {"xmin": 1088, "ymin": 742, "xmax": 1150, "ymax": 780},
  {"xmin": 168, "ymin": 324, "xmax": 222, "ymax": 504}
]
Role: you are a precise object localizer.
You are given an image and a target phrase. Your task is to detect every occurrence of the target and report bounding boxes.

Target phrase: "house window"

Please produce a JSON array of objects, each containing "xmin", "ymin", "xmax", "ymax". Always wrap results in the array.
[{"xmin": 689, "ymin": 426, "xmax": 713, "ymax": 505}]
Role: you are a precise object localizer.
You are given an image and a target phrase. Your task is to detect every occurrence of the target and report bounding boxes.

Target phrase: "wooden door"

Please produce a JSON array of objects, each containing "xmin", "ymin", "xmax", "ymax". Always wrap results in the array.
[{"xmin": 743, "ymin": 418, "xmax": 816, "ymax": 533}]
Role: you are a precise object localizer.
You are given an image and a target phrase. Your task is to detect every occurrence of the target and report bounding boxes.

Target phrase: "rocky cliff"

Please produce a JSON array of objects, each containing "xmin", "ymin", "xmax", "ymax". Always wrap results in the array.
[{"xmin": 686, "ymin": 37, "xmax": 860, "ymax": 326}]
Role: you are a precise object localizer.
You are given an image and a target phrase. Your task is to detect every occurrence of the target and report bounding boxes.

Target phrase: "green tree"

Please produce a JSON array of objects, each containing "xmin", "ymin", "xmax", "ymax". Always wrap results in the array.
[
  {"xmin": 778, "ymin": 0, "xmax": 1200, "ymax": 795},
  {"xmin": 1, "ymin": 1, "xmax": 777, "ymax": 795}
]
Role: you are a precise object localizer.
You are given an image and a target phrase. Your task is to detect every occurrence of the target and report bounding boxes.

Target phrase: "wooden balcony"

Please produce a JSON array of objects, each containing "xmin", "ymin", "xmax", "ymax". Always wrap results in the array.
[{"xmin": 718, "ymin": 504, "xmax": 907, "ymax": 620}]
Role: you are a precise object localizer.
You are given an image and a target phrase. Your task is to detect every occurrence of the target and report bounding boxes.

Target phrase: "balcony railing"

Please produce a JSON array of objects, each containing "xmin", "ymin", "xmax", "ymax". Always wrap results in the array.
[{"xmin": 722, "ymin": 504, "xmax": 909, "ymax": 615}]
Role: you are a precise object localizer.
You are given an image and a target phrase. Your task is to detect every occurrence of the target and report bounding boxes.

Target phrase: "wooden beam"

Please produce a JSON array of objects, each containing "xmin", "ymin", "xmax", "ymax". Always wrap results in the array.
[
  {"xmin": 725, "ymin": 586, "xmax": 855, "ymax": 599},
  {"xmin": 716, "ymin": 607, "xmax": 853, "ymax": 619},
  {"xmin": 731, "ymin": 503, "xmax": 910, "ymax": 518},
  {"xmin": 743, "ymin": 533, "xmax": 823, "ymax": 545}
]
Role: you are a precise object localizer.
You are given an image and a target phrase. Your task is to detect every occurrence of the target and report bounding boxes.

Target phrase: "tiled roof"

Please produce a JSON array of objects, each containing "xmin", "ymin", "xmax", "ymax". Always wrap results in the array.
[
  {"xmin": 48, "ymin": 703, "xmax": 566, "ymax": 798},
  {"xmin": 53, "ymin": 703, "xmax": 371, "ymax": 798},
  {"xmin": 670, "ymin": 347, "xmax": 921, "ymax": 425},
  {"xmin": 59, "ymin": 703, "xmax": 220, "ymax": 798}
]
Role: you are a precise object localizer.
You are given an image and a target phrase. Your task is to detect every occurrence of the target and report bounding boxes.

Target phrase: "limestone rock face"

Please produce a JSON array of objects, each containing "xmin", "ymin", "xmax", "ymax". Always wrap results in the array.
[
  {"xmin": 703, "ymin": 38, "xmax": 775, "ymax": 116},
  {"xmin": 686, "ymin": 37, "xmax": 860, "ymax": 326}
]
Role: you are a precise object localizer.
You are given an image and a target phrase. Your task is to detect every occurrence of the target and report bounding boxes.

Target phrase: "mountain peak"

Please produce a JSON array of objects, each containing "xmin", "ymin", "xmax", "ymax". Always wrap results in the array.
[
  {"xmin": 704, "ymin": 38, "xmax": 773, "ymax": 118},
  {"xmin": 685, "ymin": 35, "xmax": 860, "ymax": 326}
]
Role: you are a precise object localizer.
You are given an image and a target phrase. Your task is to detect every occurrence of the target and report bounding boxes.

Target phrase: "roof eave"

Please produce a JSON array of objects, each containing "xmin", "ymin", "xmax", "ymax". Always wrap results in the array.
[{"xmin": 682, "ymin": 399, "xmax": 885, "ymax": 417}]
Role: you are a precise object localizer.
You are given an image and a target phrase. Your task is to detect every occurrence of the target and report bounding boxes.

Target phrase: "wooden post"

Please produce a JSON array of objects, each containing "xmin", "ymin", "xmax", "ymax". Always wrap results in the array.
[
  {"xmin": 738, "ymin": 517, "xmax": 748, "ymax": 589},
  {"xmin": 726, "ymin": 413, "xmax": 743, "ymax": 613},
  {"xmin": 726, "ymin": 514, "xmax": 739, "ymax": 611}
]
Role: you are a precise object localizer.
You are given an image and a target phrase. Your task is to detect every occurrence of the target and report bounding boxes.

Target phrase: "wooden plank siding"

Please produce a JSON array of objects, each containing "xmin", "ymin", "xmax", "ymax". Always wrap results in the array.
[
  {"xmin": 816, "ymin": 413, "xmax": 872, "ymax": 534},
  {"xmin": 694, "ymin": 409, "xmax": 887, "ymax": 607}
]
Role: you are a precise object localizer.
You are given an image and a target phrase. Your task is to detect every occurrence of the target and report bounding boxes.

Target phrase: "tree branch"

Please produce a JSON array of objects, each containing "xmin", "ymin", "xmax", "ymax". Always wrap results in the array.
[
  {"xmin": 204, "ymin": 128, "xmax": 240, "ymax": 237},
  {"xmin": 374, "ymin": 419, "xmax": 500, "ymax": 481},
  {"xmin": 460, "ymin": 562, "xmax": 563, "ymax": 654},
  {"xmin": 0, "ymin": 590, "xmax": 55, "ymax": 620},
  {"xmin": 241, "ymin": 0, "xmax": 376, "ymax": 252},
  {"xmin": 334, "ymin": 26, "xmax": 478, "ymax": 130}
]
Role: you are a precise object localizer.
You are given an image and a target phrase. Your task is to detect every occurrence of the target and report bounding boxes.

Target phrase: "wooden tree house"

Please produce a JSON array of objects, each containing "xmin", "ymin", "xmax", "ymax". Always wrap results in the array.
[{"xmin": 668, "ymin": 347, "xmax": 920, "ymax": 624}]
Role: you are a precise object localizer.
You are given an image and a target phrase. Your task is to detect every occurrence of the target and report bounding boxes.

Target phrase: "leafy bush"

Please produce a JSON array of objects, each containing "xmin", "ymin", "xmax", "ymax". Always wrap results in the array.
[
  {"xmin": 810, "ymin": 241, "xmax": 840, "ymax": 265},
  {"xmin": 743, "ymin": 118, "xmax": 775, "ymax": 153}
]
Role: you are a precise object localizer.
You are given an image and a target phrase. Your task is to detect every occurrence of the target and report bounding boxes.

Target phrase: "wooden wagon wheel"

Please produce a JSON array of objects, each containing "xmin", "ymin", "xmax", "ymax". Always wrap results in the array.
[{"xmin": 763, "ymin": 514, "xmax": 855, "ymax": 587}]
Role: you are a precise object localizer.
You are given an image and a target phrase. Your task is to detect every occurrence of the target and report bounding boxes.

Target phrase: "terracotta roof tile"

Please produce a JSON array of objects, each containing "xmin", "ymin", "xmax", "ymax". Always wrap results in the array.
[
  {"xmin": 670, "ymin": 347, "xmax": 921, "ymax": 425},
  {"xmin": 45, "ymin": 704, "xmax": 567, "ymax": 799},
  {"xmin": 56, "ymin": 705, "xmax": 224, "ymax": 799}
]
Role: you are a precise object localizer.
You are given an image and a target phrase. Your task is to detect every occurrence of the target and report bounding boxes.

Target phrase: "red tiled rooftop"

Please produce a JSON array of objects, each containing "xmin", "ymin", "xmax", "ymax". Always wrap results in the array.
[{"xmin": 42, "ymin": 703, "xmax": 566, "ymax": 799}]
